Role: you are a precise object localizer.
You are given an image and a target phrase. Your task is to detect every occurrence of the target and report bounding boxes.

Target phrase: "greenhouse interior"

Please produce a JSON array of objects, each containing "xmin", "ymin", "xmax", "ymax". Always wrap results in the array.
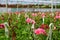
[{"xmin": 0, "ymin": 0, "xmax": 60, "ymax": 40}]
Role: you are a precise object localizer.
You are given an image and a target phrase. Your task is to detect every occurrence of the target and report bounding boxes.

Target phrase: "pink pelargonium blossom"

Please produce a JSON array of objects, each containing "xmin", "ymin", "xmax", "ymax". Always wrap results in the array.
[
  {"xmin": 0, "ymin": 23, "xmax": 5, "ymax": 29},
  {"xmin": 55, "ymin": 16, "xmax": 60, "ymax": 19},
  {"xmin": 31, "ymin": 20, "xmax": 36, "ymax": 24},
  {"xmin": 55, "ymin": 16, "xmax": 59, "ymax": 19},
  {"xmin": 15, "ymin": 11, "xmax": 20, "ymax": 15},
  {"xmin": 56, "ymin": 11, "xmax": 60, "ymax": 14},
  {"xmin": 32, "ymin": 13, "xmax": 37, "ymax": 16},
  {"xmin": 34, "ymin": 28, "xmax": 46, "ymax": 35},
  {"xmin": 59, "ymin": 14, "xmax": 60, "ymax": 18},
  {"xmin": 26, "ymin": 18, "xmax": 32, "ymax": 23},
  {"xmin": 41, "ymin": 13, "xmax": 45, "ymax": 18},
  {"xmin": 59, "ymin": 16, "xmax": 60, "ymax": 18}
]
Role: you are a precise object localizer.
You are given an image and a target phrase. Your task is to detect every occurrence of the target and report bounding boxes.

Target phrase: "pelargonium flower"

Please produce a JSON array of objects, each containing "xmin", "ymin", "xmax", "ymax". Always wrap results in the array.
[
  {"xmin": 59, "ymin": 14, "xmax": 60, "ymax": 18},
  {"xmin": 32, "ymin": 13, "xmax": 37, "ymax": 16},
  {"xmin": 15, "ymin": 11, "xmax": 20, "ymax": 15},
  {"xmin": 34, "ymin": 28, "xmax": 46, "ymax": 35},
  {"xmin": 26, "ymin": 18, "xmax": 32, "ymax": 23},
  {"xmin": 0, "ymin": 23, "xmax": 5, "ymax": 29},
  {"xmin": 31, "ymin": 20, "xmax": 36, "ymax": 24},
  {"xmin": 41, "ymin": 13, "xmax": 45, "ymax": 18},
  {"xmin": 55, "ymin": 12, "xmax": 60, "ymax": 19},
  {"xmin": 59, "ymin": 16, "xmax": 60, "ymax": 18},
  {"xmin": 55, "ymin": 15, "xmax": 60, "ymax": 19},
  {"xmin": 56, "ymin": 11, "xmax": 60, "ymax": 15},
  {"xmin": 55, "ymin": 16, "xmax": 59, "ymax": 19},
  {"xmin": 40, "ymin": 24, "xmax": 49, "ymax": 29}
]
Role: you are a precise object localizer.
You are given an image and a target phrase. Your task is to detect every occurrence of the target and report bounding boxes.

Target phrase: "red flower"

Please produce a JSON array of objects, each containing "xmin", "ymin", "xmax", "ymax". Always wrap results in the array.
[
  {"xmin": 0, "ymin": 23, "xmax": 5, "ymax": 29},
  {"xmin": 40, "ymin": 24, "xmax": 49, "ymax": 29}
]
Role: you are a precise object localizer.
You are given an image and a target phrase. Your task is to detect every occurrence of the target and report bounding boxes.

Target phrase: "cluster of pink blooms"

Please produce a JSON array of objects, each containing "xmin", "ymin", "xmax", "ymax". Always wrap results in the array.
[
  {"xmin": 34, "ymin": 28, "xmax": 47, "ymax": 35},
  {"xmin": 41, "ymin": 13, "xmax": 45, "ymax": 18},
  {"xmin": 32, "ymin": 13, "xmax": 37, "ymax": 16},
  {"xmin": 26, "ymin": 18, "xmax": 36, "ymax": 24},
  {"xmin": 0, "ymin": 23, "xmax": 5, "ymax": 29},
  {"xmin": 15, "ymin": 11, "xmax": 20, "ymax": 15},
  {"xmin": 55, "ymin": 12, "xmax": 60, "ymax": 19}
]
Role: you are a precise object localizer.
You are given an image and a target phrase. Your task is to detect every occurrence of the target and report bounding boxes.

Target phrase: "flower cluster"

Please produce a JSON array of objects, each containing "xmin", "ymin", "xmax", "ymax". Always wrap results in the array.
[
  {"xmin": 34, "ymin": 28, "xmax": 47, "ymax": 35},
  {"xmin": 41, "ymin": 13, "xmax": 45, "ymax": 18},
  {"xmin": 32, "ymin": 13, "xmax": 37, "ymax": 16},
  {"xmin": 40, "ymin": 24, "xmax": 49, "ymax": 29},
  {"xmin": 55, "ymin": 12, "xmax": 60, "ymax": 19},
  {"xmin": 26, "ymin": 18, "xmax": 36, "ymax": 24},
  {"xmin": 15, "ymin": 11, "xmax": 20, "ymax": 15}
]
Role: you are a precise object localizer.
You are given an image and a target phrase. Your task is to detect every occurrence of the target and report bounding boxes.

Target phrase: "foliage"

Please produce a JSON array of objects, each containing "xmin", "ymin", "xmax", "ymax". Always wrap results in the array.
[{"xmin": 0, "ymin": 12, "xmax": 60, "ymax": 40}]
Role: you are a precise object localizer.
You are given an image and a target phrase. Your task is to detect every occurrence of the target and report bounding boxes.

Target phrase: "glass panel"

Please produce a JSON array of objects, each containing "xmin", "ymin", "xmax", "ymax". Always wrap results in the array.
[{"xmin": 0, "ymin": 0, "xmax": 60, "ymax": 5}]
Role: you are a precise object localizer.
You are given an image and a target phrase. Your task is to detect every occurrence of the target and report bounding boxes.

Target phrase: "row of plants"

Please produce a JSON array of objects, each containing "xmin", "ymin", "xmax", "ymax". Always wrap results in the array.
[{"xmin": 0, "ymin": 11, "xmax": 60, "ymax": 40}]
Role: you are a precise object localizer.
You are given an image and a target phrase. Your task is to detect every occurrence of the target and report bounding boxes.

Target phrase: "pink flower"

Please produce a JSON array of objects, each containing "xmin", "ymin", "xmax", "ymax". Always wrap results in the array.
[
  {"xmin": 32, "ymin": 13, "xmax": 37, "ymax": 16},
  {"xmin": 41, "ymin": 13, "xmax": 45, "ymax": 18},
  {"xmin": 15, "ymin": 11, "xmax": 20, "ymax": 15},
  {"xmin": 26, "ymin": 18, "xmax": 36, "ymax": 24},
  {"xmin": 26, "ymin": 18, "xmax": 32, "ymax": 23},
  {"xmin": 0, "ymin": 23, "xmax": 5, "ymax": 29},
  {"xmin": 55, "ymin": 12, "xmax": 60, "ymax": 19},
  {"xmin": 34, "ymin": 28, "xmax": 46, "ymax": 35},
  {"xmin": 53, "ymin": 27, "xmax": 56, "ymax": 30},
  {"xmin": 31, "ymin": 20, "xmax": 36, "ymax": 24},
  {"xmin": 55, "ymin": 16, "xmax": 59, "ymax": 19},
  {"xmin": 59, "ymin": 16, "xmax": 60, "ymax": 18},
  {"xmin": 55, "ymin": 15, "xmax": 60, "ymax": 19}
]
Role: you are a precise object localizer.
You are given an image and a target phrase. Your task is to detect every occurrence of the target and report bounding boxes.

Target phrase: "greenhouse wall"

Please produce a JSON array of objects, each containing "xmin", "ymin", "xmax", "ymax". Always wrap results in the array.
[{"xmin": 0, "ymin": 7, "xmax": 60, "ymax": 12}]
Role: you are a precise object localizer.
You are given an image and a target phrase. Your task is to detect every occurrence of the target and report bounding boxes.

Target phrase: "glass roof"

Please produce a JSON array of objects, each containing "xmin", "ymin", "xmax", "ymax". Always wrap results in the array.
[{"xmin": 0, "ymin": 0, "xmax": 60, "ymax": 5}]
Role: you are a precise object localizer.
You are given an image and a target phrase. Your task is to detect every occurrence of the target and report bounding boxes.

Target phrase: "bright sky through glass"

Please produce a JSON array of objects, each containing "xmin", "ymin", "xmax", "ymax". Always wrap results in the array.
[{"xmin": 0, "ymin": 0, "xmax": 60, "ymax": 4}]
